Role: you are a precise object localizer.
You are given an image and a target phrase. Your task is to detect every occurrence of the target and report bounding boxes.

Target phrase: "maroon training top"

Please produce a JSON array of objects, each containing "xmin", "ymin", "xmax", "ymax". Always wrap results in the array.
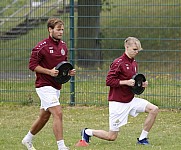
[
  {"xmin": 106, "ymin": 53, "xmax": 138, "ymax": 103},
  {"xmin": 29, "ymin": 36, "xmax": 68, "ymax": 90}
]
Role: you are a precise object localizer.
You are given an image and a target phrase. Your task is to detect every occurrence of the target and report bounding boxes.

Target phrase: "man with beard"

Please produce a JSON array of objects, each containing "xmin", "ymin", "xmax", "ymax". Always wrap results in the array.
[{"xmin": 22, "ymin": 18, "xmax": 75, "ymax": 150}]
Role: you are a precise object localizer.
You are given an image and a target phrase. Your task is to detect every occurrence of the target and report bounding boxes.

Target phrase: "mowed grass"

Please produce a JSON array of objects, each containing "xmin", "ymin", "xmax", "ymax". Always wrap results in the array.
[{"xmin": 0, "ymin": 104, "xmax": 181, "ymax": 150}]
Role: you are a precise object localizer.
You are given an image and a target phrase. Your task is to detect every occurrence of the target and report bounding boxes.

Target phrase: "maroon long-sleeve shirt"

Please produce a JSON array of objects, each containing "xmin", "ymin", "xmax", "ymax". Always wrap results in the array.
[
  {"xmin": 106, "ymin": 53, "xmax": 138, "ymax": 103},
  {"xmin": 29, "ymin": 36, "xmax": 68, "ymax": 90}
]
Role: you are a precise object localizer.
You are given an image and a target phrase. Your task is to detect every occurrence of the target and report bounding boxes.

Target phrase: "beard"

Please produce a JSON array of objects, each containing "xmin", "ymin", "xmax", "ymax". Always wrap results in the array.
[{"xmin": 52, "ymin": 35, "xmax": 61, "ymax": 41}]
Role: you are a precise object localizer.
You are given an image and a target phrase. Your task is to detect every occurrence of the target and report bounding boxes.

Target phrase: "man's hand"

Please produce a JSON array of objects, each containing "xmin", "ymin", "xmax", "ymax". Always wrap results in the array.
[
  {"xmin": 142, "ymin": 81, "xmax": 148, "ymax": 87},
  {"xmin": 50, "ymin": 67, "xmax": 59, "ymax": 77},
  {"xmin": 68, "ymin": 69, "xmax": 76, "ymax": 76},
  {"xmin": 127, "ymin": 79, "xmax": 135, "ymax": 86}
]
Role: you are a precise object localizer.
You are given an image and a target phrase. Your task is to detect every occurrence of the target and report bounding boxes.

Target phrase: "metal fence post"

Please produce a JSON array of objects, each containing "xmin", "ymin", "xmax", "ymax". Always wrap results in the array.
[{"xmin": 69, "ymin": 0, "xmax": 75, "ymax": 106}]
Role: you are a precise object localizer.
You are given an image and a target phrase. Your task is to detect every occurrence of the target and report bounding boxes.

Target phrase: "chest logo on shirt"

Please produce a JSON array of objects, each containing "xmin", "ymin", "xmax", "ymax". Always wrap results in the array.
[
  {"xmin": 125, "ymin": 64, "xmax": 129, "ymax": 70},
  {"xmin": 49, "ymin": 47, "xmax": 54, "ymax": 53},
  {"xmin": 61, "ymin": 48, "xmax": 65, "ymax": 55}
]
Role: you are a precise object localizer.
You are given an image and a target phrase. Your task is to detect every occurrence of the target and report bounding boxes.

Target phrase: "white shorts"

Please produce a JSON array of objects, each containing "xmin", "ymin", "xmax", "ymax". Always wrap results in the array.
[
  {"xmin": 109, "ymin": 97, "xmax": 149, "ymax": 131},
  {"xmin": 36, "ymin": 86, "xmax": 60, "ymax": 111}
]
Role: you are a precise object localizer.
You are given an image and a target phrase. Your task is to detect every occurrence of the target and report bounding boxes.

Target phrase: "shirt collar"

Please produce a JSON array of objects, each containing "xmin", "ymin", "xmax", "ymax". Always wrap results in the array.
[
  {"xmin": 49, "ymin": 35, "xmax": 60, "ymax": 45},
  {"xmin": 123, "ymin": 53, "xmax": 134, "ymax": 63}
]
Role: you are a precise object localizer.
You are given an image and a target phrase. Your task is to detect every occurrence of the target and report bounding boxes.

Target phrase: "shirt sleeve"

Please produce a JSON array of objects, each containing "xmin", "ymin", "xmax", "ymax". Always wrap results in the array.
[
  {"xmin": 106, "ymin": 61, "xmax": 122, "ymax": 87},
  {"xmin": 29, "ymin": 46, "xmax": 43, "ymax": 71}
]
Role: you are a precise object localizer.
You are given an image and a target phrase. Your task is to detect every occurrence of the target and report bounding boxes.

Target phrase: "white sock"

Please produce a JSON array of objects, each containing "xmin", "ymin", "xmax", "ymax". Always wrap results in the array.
[
  {"xmin": 23, "ymin": 131, "xmax": 34, "ymax": 142},
  {"xmin": 139, "ymin": 130, "xmax": 148, "ymax": 140},
  {"xmin": 85, "ymin": 129, "xmax": 93, "ymax": 136},
  {"xmin": 57, "ymin": 140, "xmax": 66, "ymax": 148}
]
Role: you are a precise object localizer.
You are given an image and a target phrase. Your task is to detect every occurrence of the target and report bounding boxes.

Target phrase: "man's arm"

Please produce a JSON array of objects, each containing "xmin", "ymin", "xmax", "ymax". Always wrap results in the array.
[{"xmin": 34, "ymin": 65, "xmax": 59, "ymax": 77}]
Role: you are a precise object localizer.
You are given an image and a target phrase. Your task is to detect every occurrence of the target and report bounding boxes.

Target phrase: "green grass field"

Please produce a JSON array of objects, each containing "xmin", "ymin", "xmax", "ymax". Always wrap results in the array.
[
  {"xmin": 0, "ymin": 2, "xmax": 181, "ymax": 149},
  {"xmin": 0, "ymin": 104, "xmax": 181, "ymax": 150}
]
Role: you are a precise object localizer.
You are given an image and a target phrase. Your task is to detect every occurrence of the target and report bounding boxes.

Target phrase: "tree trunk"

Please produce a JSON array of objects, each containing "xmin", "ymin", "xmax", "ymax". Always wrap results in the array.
[{"xmin": 77, "ymin": 0, "xmax": 102, "ymax": 68}]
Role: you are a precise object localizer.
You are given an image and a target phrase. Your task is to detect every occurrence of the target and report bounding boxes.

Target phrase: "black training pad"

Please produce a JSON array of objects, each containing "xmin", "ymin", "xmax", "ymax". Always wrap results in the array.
[
  {"xmin": 54, "ymin": 61, "xmax": 73, "ymax": 84},
  {"xmin": 131, "ymin": 74, "xmax": 146, "ymax": 95}
]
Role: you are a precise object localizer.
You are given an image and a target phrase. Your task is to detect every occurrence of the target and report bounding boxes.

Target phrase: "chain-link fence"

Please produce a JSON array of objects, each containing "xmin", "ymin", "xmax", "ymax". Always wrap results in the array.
[{"xmin": 0, "ymin": 0, "xmax": 180, "ymax": 108}]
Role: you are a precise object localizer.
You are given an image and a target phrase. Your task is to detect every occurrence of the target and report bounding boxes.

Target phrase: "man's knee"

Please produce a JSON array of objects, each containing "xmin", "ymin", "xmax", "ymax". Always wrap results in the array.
[
  {"xmin": 153, "ymin": 105, "xmax": 159, "ymax": 112},
  {"xmin": 48, "ymin": 106, "xmax": 63, "ymax": 118},
  {"xmin": 108, "ymin": 132, "xmax": 118, "ymax": 141},
  {"xmin": 146, "ymin": 103, "xmax": 159, "ymax": 115},
  {"xmin": 39, "ymin": 110, "xmax": 51, "ymax": 122},
  {"xmin": 39, "ymin": 114, "xmax": 50, "ymax": 122},
  {"xmin": 150, "ymin": 105, "xmax": 159, "ymax": 116},
  {"xmin": 51, "ymin": 110, "xmax": 63, "ymax": 120},
  {"xmin": 108, "ymin": 135, "xmax": 117, "ymax": 141},
  {"xmin": 55, "ymin": 111, "xmax": 63, "ymax": 119}
]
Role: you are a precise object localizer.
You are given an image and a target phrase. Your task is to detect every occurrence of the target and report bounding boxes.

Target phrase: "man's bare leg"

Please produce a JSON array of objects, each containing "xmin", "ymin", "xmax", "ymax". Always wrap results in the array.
[
  {"xmin": 22, "ymin": 109, "xmax": 51, "ymax": 150},
  {"xmin": 48, "ymin": 105, "xmax": 68, "ymax": 149},
  {"xmin": 48, "ymin": 105, "xmax": 63, "ymax": 140},
  {"xmin": 30, "ymin": 109, "xmax": 51, "ymax": 135},
  {"xmin": 137, "ymin": 103, "xmax": 159, "ymax": 144},
  {"xmin": 92, "ymin": 130, "xmax": 118, "ymax": 141}
]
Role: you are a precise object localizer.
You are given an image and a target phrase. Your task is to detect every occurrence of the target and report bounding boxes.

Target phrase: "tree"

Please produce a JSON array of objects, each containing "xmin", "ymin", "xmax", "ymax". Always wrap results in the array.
[{"xmin": 77, "ymin": 0, "xmax": 102, "ymax": 68}]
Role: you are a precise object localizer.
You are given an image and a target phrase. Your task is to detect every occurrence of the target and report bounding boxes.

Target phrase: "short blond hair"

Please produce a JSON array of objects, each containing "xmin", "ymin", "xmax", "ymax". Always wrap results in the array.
[{"xmin": 124, "ymin": 37, "xmax": 143, "ymax": 50}]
